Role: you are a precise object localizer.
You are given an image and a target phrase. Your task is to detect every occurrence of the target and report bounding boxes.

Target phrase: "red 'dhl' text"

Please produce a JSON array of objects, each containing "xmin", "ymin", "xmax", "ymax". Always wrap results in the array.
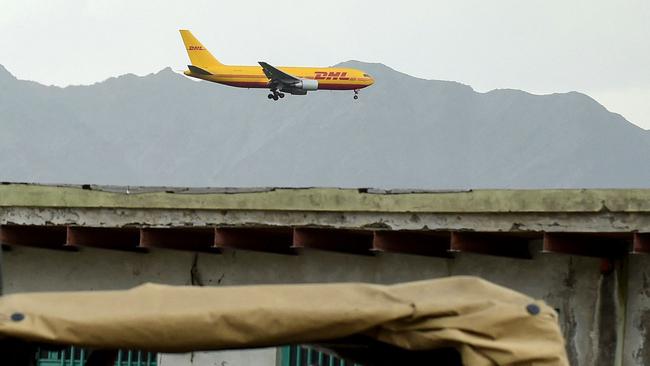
[{"xmin": 315, "ymin": 71, "xmax": 351, "ymax": 80}]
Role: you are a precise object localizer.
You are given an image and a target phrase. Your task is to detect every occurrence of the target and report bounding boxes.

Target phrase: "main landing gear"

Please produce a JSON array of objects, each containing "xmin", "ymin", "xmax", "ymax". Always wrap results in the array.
[
  {"xmin": 267, "ymin": 91, "xmax": 285, "ymax": 101},
  {"xmin": 353, "ymin": 89, "xmax": 359, "ymax": 100}
]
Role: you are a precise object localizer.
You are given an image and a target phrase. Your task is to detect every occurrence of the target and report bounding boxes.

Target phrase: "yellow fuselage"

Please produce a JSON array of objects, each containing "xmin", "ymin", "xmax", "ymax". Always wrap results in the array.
[{"xmin": 184, "ymin": 66, "xmax": 374, "ymax": 91}]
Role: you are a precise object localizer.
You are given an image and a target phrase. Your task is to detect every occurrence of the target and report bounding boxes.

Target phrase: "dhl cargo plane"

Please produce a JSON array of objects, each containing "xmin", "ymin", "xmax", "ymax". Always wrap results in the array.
[{"xmin": 179, "ymin": 30, "xmax": 374, "ymax": 100}]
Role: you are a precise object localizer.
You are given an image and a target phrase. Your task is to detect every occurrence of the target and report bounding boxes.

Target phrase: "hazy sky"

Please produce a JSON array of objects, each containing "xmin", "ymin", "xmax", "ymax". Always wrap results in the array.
[{"xmin": 1, "ymin": 0, "xmax": 648, "ymax": 129}]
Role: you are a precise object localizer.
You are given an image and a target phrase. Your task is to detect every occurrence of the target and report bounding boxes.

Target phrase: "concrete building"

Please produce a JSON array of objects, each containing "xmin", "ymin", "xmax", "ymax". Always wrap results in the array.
[{"xmin": 1, "ymin": 183, "xmax": 649, "ymax": 366}]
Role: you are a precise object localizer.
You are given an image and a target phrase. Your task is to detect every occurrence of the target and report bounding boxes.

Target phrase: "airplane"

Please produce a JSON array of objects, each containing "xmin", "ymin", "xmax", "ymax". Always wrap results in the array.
[{"xmin": 179, "ymin": 30, "xmax": 374, "ymax": 101}]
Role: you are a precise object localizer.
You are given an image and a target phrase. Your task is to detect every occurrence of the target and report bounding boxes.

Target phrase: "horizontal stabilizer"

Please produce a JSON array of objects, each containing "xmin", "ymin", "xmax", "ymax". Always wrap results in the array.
[{"xmin": 188, "ymin": 65, "xmax": 212, "ymax": 75}]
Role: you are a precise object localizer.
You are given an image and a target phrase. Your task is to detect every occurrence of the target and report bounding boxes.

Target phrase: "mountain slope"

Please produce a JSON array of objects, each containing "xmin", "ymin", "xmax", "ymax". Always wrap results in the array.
[{"xmin": 1, "ymin": 62, "xmax": 648, "ymax": 188}]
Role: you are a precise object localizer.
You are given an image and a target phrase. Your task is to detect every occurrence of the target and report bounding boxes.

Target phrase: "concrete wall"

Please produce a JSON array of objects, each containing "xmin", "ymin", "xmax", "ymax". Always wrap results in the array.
[
  {"xmin": 159, "ymin": 349, "xmax": 276, "ymax": 366},
  {"xmin": 624, "ymin": 255, "xmax": 650, "ymax": 366},
  {"xmin": 4, "ymin": 244, "xmax": 645, "ymax": 365},
  {"xmin": 3, "ymin": 186, "xmax": 650, "ymax": 365}
]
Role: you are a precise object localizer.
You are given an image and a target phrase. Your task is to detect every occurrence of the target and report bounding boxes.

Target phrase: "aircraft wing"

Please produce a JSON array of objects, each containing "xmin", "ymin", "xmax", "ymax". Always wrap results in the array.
[{"xmin": 258, "ymin": 62, "xmax": 300, "ymax": 84}]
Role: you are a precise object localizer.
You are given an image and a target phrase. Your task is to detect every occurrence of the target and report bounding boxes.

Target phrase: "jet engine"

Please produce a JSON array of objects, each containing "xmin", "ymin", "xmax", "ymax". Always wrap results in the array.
[{"xmin": 293, "ymin": 79, "xmax": 318, "ymax": 91}]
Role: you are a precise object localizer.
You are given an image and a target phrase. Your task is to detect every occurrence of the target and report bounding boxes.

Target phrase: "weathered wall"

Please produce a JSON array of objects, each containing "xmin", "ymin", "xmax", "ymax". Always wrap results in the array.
[
  {"xmin": 3, "ymin": 185, "xmax": 649, "ymax": 365},
  {"xmin": 2, "ymin": 244, "xmax": 635, "ymax": 366},
  {"xmin": 159, "ymin": 349, "xmax": 277, "ymax": 366},
  {"xmin": 624, "ymin": 255, "xmax": 650, "ymax": 366}
]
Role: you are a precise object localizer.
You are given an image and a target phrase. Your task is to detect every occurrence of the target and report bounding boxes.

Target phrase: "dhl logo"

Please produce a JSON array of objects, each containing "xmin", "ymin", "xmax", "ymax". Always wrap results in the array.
[
  {"xmin": 188, "ymin": 46, "xmax": 205, "ymax": 50},
  {"xmin": 315, "ymin": 71, "xmax": 350, "ymax": 80}
]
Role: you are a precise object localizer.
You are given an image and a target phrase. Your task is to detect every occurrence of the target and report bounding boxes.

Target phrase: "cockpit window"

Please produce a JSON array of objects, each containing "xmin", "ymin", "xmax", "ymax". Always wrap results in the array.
[{"xmin": 363, "ymin": 74, "xmax": 371, "ymax": 77}]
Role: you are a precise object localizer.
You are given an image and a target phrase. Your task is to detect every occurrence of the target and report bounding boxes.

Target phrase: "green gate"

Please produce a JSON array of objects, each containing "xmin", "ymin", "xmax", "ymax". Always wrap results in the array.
[
  {"xmin": 280, "ymin": 345, "xmax": 362, "ymax": 366},
  {"xmin": 36, "ymin": 347, "xmax": 157, "ymax": 366}
]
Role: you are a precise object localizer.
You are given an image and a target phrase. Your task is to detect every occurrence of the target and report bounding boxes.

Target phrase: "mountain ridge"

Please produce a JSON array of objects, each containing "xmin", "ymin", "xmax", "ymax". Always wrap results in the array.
[{"xmin": 1, "ymin": 61, "xmax": 648, "ymax": 188}]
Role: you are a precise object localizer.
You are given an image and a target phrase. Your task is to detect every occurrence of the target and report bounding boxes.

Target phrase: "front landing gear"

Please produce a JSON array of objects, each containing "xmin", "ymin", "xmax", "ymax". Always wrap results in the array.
[
  {"xmin": 353, "ymin": 89, "xmax": 360, "ymax": 100},
  {"xmin": 267, "ymin": 91, "xmax": 285, "ymax": 101}
]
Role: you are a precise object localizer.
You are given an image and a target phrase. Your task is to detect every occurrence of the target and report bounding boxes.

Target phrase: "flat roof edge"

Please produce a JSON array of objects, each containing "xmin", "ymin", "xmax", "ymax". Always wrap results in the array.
[{"xmin": 1, "ymin": 183, "xmax": 650, "ymax": 213}]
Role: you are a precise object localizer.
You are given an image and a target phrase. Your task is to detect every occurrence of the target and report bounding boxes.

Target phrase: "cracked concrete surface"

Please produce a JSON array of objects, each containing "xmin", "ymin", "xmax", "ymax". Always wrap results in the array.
[
  {"xmin": 2, "ymin": 185, "xmax": 650, "ymax": 365},
  {"xmin": 2, "ymin": 245, "xmax": 644, "ymax": 365}
]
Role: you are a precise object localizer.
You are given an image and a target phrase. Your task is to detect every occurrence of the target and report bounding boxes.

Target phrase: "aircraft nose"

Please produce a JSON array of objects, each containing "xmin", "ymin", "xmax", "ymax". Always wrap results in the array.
[{"xmin": 368, "ymin": 76, "xmax": 375, "ymax": 85}]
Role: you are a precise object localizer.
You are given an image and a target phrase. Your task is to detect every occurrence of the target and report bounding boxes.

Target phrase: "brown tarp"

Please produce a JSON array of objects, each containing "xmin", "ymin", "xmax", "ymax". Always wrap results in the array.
[{"xmin": 0, "ymin": 277, "xmax": 568, "ymax": 365}]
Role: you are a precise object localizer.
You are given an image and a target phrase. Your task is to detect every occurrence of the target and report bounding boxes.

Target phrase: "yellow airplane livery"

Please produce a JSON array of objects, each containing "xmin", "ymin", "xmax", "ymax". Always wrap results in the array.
[{"xmin": 179, "ymin": 30, "xmax": 374, "ymax": 100}]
